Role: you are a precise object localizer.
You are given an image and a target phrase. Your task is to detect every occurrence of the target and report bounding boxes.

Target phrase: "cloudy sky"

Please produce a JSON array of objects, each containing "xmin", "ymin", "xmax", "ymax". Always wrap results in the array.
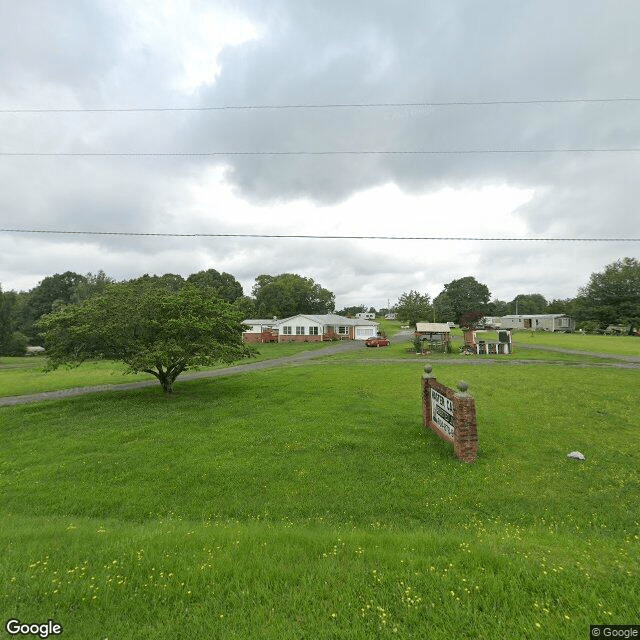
[{"xmin": 1, "ymin": 0, "xmax": 639, "ymax": 310}]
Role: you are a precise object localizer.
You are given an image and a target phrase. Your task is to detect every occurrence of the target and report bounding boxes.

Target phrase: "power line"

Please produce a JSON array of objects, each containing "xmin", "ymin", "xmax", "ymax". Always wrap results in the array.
[
  {"xmin": 2, "ymin": 97, "xmax": 640, "ymax": 113},
  {"xmin": 2, "ymin": 228, "xmax": 638, "ymax": 242},
  {"xmin": 1, "ymin": 148, "xmax": 640, "ymax": 157}
]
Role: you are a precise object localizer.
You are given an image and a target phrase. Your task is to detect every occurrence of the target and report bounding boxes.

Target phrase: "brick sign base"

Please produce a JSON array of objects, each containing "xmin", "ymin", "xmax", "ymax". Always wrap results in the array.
[{"xmin": 422, "ymin": 365, "xmax": 478, "ymax": 463}]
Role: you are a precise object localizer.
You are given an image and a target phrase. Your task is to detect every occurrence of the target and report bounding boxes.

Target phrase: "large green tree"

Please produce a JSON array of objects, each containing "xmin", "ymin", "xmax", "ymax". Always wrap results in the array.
[
  {"xmin": 130, "ymin": 273, "xmax": 186, "ymax": 291},
  {"xmin": 252, "ymin": 273, "xmax": 335, "ymax": 317},
  {"xmin": 187, "ymin": 268, "xmax": 244, "ymax": 303},
  {"xmin": 433, "ymin": 276, "xmax": 491, "ymax": 323},
  {"xmin": 36, "ymin": 280, "xmax": 254, "ymax": 393},
  {"xmin": 486, "ymin": 299, "xmax": 509, "ymax": 317},
  {"xmin": 509, "ymin": 293, "xmax": 548, "ymax": 314},
  {"xmin": 546, "ymin": 297, "xmax": 577, "ymax": 315},
  {"xmin": 337, "ymin": 304, "xmax": 367, "ymax": 317},
  {"xmin": 395, "ymin": 290, "xmax": 432, "ymax": 327},
  {"xmin": 0, "ymin": 285, "xmax": 12, "ymax": 350},
  {"xmin": 0, "ymin": 285, "xmax": 27, "ymax": 355},
  {"xmin": 71, "ymin": 270, "xmax": 116, "ymax": 303},
  {"xmin": 578, "ymin": 257, "xmax": 640, "ymax": 330},
  {"xmin": 22, "ymin": 271, "xmax": 87, "ymax": 341}
]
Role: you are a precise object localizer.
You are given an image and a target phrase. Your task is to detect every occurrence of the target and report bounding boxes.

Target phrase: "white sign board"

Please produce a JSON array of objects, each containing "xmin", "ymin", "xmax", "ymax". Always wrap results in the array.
[{"xmin": 430, "ymin": 388, "xmax": 454, "ymax": 438}]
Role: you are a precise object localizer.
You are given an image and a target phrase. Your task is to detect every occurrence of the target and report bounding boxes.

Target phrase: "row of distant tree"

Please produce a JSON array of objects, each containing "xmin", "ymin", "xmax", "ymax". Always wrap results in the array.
[
  {"xmin": 1, "ymin": 257, "xmax": 639, "ymax": 356},
  {"xmin": 0, "ymin": 270, "xmax": 336, "ymax": 355},
  {"xmin": 393, "ymin": 258, "xmax": 640, "ymax": 333}
]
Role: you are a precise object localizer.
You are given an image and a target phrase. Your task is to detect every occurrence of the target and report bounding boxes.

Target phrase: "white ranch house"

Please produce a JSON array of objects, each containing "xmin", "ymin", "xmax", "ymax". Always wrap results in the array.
[{"xmin": 242, "ymin": 314, "xmax": 379, "ymax": 343}]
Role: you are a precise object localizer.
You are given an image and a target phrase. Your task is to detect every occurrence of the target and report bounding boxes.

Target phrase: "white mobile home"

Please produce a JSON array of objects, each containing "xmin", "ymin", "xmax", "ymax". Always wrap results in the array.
[{"xmin": 499, "ymin": 314, "xmax": 575, "ymax": 332}]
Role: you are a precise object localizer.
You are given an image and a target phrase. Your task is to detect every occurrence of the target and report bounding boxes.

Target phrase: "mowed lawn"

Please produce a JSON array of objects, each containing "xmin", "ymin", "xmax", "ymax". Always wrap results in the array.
[
  {"xmin": 512, "ymin": 330, "xmax": 640, "ymax": 356},
  {"xmin": 0, "ymin": 342, "xmax": 330, "ymax": 397},
  {"xmin": 1, "ymin": 362, "xmax": 639, "ymax": 639}
]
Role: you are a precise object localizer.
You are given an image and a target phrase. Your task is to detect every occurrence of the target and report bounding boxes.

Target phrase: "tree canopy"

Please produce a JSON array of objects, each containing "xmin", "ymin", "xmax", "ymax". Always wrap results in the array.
[
  {"xmin": 509, "ymin": 293, "xmax": 548, "ymax": 315},
  {"xmin": 433, "ymin": 276, "xmax": 490, "ymax": 323},
  {"xmin": 36, "ymin": 280, "xmax": 254, "ymax": 393},
  {"xmin": 252, "ymin": 273, "xmax": 335, "ymax": 318},
  {"xmin": 395, "ymin": 290, "xmax": 432, "ymax": 327},
  {"xmin": 577, "ymin": 257, "xmax": 640, "ymax": 330},
  {"xmin": 21, "ymin": 271, "xmax": 87, "ymax": 341},
  {"xmin": 187, "ymin": 268, "xmax": 244, "ymax": 303},
  {"xmin": 337, "ymin": 304, "xmax": 367, "ymax": 317}
]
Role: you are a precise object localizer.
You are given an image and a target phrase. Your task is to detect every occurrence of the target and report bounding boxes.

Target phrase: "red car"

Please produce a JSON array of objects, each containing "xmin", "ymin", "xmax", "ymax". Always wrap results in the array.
[{"xmin": 364, "ymin": 336, "xmax": 390, "ymax": 347}]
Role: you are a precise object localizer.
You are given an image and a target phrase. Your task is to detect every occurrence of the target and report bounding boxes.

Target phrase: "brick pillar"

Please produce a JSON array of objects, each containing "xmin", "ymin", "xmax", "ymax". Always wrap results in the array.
[
  {"xmin": 421, "ymin": 365, "xmax": 435, "ymax": 431},
  {"xmin": 421, "ymin": 366, "xmax": 478, "ymax": 463},
  {"xmin": 453, "ymin": 381, "xmax": 477, "ymax": 463}
]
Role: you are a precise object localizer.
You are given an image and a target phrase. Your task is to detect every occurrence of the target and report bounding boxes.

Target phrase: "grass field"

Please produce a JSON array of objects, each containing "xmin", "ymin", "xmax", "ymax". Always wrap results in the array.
[
  {"xmin": 1, "ymin": 359, "xmax": 638, "ymax": 639},
  {"xmin": 512, "ymin": 330, "xmax": 640, "ymax": 356},
  {"xmin": 0, "ymin": 342, "xmax": 329, "ymax": 397}
]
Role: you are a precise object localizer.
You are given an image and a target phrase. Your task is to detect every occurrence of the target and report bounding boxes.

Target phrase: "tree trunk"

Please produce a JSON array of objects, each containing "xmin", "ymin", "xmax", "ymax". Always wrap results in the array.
[
  {"xmin": 143, "ymin": 365, "xmax": 173, "ymax": 393},
  {"xmin": 143, "ymin": 362, "xmax": 185, "ymax": 393}
]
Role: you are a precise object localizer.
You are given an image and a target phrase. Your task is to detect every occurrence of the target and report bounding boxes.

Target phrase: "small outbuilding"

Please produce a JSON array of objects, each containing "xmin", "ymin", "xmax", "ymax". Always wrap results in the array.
[{"xmin": 415, "ymin": 323, "xmax": 452, "ymax": 351}]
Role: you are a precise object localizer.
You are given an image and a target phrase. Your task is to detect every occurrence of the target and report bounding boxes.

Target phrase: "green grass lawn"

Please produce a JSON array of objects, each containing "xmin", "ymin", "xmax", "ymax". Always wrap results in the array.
[
  {"xmin": 1, "ymin": 362, "xmax": 638, "ymax": 639},
  {"xmin": 512, "ymin": 331, "xmax": 640, "ymax": 356},
  {"xmin": 375, "ymin": 318, "xmax": 402, "ymax": 336},
  {"xmin": 0, "ymin": 342, "xmax": 329, "ymax": 397}
]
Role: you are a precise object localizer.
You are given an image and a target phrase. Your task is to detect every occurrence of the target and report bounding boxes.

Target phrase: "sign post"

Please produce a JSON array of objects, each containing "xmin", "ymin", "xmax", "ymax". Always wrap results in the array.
[{"xmin": 422, "ymin": 365, "xmax": 478, "ymax": 463}]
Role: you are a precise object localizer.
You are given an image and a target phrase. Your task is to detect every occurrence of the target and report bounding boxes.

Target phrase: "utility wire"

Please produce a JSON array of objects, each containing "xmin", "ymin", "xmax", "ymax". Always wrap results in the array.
[
  {"xmin": 2, "ymin": 97, "xmax": 640, "ymax": 113},
  {"xmin": 1, "ymin": 148, "xmax": 640, "ymax": 157},
  {"xmin": 1, "ymin": 229, "xmax": 638, "ymax": 241}
]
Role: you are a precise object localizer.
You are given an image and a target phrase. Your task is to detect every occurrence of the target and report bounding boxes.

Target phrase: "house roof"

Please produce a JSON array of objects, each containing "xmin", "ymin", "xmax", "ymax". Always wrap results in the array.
[
  {"xmin": 242, "ymin": 319, "xmax": 278, "ymax": 325},
  {"xmin": 276, "ymin": 313, "xmax": 378, "ymax": 326},
  {"xmin": 500, "ymin": 314, "xmax": 569, "ymax": 319},
  {"xmin": 416, "ymin": 322, "xmax": 451, "ymax": 333}
]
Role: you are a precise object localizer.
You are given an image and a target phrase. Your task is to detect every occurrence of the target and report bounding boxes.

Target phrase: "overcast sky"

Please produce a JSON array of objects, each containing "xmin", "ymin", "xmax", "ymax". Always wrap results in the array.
[{"xmin": 1, "ymin": 0, "xmax": 639, "ymax": 310}]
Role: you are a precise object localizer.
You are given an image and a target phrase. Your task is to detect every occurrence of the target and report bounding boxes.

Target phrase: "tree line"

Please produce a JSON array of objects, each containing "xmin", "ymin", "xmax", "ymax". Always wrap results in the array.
[
  {"xmin": 393, "ymin": 258, "xmax": 640, "ymax": 333},
  {"xmin": 0, "ymin": 269, "xmax": 336, "ymax": 356},
  {"xmin": 1, "ymin": 256, "xmax": 638, "ymax": 358}
]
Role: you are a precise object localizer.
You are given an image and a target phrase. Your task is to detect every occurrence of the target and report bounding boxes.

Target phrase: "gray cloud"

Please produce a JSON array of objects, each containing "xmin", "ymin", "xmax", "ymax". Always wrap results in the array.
[{"xmin": 1, "ymin": 0, "xmax": 639, "ymax": 310}]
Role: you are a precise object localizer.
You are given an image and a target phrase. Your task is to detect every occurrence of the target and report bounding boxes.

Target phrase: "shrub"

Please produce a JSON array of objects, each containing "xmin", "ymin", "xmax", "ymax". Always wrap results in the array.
[{"xmin": 578, "ymin": 320, "xmax": 600, "ymax": 334}]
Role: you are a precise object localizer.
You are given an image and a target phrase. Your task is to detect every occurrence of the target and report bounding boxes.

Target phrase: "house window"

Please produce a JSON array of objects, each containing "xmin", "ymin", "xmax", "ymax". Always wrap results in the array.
[
  {"xmin": 338, "ymin": 326, "xmax": 349, "ymax": 335},
  {"xmin": 282, "ymin": 326, "xmax": 292, "ymax": 335},
  {"xmin": 309, "ymin": 326, "xmax": 319, "ymax": 335},
  {"xmin": 296, "ymin": 326, "xmax": 305, "ymax": 335},
  {"xmin": 560, "ymin": 317, "xmax": 569, "ymax": 327}
]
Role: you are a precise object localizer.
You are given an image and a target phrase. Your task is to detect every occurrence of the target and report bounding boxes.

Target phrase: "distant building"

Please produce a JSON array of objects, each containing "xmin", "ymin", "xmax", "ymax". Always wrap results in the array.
[
  {"xmin": 604, "ymin": 324, "xmax": 638, "ymax": 335},
  {"xmin": 355, "ymin": 312, "xmax": 376, "ymax": 320},
  {"xmin": 241, "ymin": 319, "xmax": 279, "ymax": 343},
  {"xmin": 415, "ymin": 322, "xmax": 452, "ymax": 345},
  {"xmin": 498, "ymin": 314, "xmax": 575, "ymax": 332},
  {"xmin": 242, "ymin": 314, "xmax": 378, "ymax": 343}
]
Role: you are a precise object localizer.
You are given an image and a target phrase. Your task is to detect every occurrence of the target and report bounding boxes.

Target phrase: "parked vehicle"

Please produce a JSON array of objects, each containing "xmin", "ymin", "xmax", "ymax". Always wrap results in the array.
[{"xmin": 364, "ymin": 336, "xmax": 390, "ymax": 347}]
